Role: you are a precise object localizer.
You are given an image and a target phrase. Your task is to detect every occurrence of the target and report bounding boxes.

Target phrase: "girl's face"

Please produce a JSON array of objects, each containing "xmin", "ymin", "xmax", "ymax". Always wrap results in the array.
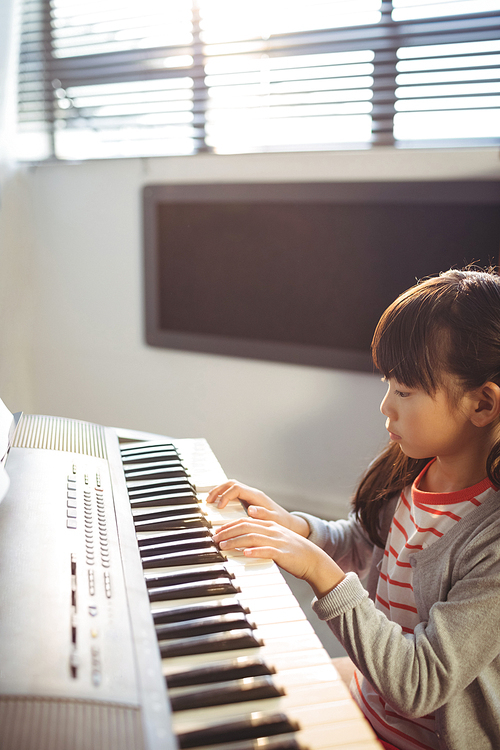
[{"xmin": 380, "ymin": 377, "xmax": 477, "ymax": 461}]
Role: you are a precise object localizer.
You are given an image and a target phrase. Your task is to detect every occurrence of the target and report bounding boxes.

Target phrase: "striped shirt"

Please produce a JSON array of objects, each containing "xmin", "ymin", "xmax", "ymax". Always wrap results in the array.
[{"xmin": 352, "ymin": 460, "xmax": 494, "ymax": 750}]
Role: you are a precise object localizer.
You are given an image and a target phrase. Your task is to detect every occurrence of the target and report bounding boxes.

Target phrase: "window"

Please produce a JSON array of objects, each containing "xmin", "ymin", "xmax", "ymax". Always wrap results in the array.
[{"xmin": 16, "ymin": 0, "xmax": 500, "ymax": 160}]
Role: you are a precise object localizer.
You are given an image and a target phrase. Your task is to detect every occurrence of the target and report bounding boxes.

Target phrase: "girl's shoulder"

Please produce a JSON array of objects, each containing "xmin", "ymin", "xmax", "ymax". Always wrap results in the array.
[
  {"xmin": 415, "ymin": 488, "xmax": 500, "ymax": 566},
  {"xmin": 464, "ymin": 488, "xmax": 500, "ymax": 541}
]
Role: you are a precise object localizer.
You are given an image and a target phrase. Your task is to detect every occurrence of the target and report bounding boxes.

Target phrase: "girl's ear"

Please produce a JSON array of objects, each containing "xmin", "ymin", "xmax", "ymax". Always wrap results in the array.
[{"xmin": 470, "ymin": 382, "xmax": 500, "ymax": 427}]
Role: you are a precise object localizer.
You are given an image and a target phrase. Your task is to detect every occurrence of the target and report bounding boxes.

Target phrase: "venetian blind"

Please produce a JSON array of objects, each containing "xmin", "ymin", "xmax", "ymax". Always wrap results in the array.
[{"xmin": 16, "ymin": 0, "xmax": 500, "ymax": 160}]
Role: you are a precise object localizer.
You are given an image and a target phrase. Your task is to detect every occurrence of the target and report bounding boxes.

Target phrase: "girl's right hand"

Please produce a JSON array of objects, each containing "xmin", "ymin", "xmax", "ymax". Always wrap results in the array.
[
  {"xmin": 206, "ymin": 480, "xmax": 310, "ymax": 538},
  {"xmin": 212, "ymin": 517, "xmax": 345, "ymax": 597}
]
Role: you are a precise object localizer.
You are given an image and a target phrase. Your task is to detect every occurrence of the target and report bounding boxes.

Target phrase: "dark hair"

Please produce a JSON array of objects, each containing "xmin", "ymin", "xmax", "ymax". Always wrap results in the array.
[{"xmin": 353, "ymin": 268, "xmax": 500, "ymax": 547}]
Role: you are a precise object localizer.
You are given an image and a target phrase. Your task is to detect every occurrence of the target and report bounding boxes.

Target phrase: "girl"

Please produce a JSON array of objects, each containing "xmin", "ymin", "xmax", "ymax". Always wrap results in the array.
[{"xmin": 207, "ymin": 268, "xmax": 500, "ymax": 750}]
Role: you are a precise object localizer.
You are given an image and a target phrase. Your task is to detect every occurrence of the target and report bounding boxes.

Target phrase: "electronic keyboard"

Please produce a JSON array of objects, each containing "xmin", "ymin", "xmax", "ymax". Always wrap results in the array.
[{"xmin": 0, "ymin": 412, "xmax": 381, "ymax": 750}]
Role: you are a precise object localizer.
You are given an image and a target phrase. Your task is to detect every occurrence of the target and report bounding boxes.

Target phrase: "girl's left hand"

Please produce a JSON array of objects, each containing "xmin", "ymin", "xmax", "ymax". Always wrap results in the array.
[{"xmin": 212, "ymin": 517, "xmax": 345, "ymax": 599}]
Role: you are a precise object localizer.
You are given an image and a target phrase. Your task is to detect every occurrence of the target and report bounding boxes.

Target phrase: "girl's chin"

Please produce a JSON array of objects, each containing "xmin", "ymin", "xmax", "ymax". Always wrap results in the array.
[
  {"xmin": 400, "ymin": 446, "xmax": 430, "ymax": 461},
  {"xmin": 388, "ymin": 438, "xmax": 427, "ymax": 461}
]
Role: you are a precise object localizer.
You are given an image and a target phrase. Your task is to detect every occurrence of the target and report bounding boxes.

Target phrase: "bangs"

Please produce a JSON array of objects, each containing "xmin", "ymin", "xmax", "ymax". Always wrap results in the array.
[{"xmin": 371, "ymin": 285, "xmax": 446, "ymax": 394}]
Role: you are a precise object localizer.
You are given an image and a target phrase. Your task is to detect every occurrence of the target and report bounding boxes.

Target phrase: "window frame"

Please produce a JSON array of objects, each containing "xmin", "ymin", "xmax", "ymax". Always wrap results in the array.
[{"xmin": 16, "ymin": 0, "xmax": 500, "ymax": 161}]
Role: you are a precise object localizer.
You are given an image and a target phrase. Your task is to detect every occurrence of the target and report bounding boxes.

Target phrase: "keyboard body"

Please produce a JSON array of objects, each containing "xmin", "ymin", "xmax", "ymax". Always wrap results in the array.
[{"xmin": 0, "ymin": 413, "xmax": 380, "ymax": 750}]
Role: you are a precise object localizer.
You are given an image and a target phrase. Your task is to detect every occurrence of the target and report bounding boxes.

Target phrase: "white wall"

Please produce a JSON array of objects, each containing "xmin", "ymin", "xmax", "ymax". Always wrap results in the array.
[
  {"xmin": 1, "ymin": 149, "xmax": 499, "ymax": 519},
  {"xmin": 0, "ymin": 0, "xmax": 36, "ymax": 416},
  {"xmin": 1, "ymin": 1, "xmax": 500, "ymax": 520}
]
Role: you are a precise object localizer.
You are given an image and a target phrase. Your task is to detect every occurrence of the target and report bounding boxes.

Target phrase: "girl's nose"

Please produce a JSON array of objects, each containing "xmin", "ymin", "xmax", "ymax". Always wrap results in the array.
[{"xmin": 380, "ymin": 390, "xmax": 392, "ymax": 418}]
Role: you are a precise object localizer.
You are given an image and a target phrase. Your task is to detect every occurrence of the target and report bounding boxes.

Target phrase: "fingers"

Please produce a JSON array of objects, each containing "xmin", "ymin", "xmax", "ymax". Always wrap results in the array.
[
  {"xmin": 247, "ymin": 504, "xmax": 274, "ymax": 521},
  {"xmin": 211, "ymin": 516, "xmax": 345, "ymax": 592},
  {"xmin": 206, "ymin": 481, "xmax": 300, "ymax": 536},
  {"xmin": 218, "ymin": 533, "xmax": 271, "ymax": 551},
  {"xmin": 212, "ymin": 520, "xmax": 291, "ymax": 568},
  {"xmin": 206, "ymin": 481, "xmax": 238, "ymax": 508},
  {"xmin": 211, "ymin": 517, "xmax": 331, "ymax": 584},
  {"xmin": 242, "ymin": 546, "xmax": 281, "ymax": 560},
  {"xmin": 212, "ymin": 519, "xmax": 274, "ymax": 549},
  {"xmin": 206, "ymin": 480, "xmax": 271, "ymax": 511},
  {"xmin": 206, "ymin": 480, "xmax": 243, "ymax": 509},
  {"xmin": 212, "ymin": 519, "xmax": 288, "ymax": 560}
]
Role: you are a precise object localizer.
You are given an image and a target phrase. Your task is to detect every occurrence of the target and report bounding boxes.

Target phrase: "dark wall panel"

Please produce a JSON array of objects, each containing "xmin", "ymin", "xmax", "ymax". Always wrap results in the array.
[{"xmin": 144, "ymin": 182, "xmax": 500, "ymax": 372}]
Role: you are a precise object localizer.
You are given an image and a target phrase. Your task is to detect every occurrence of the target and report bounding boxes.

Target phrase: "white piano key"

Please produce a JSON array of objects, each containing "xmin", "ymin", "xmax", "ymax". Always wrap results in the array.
[
  {"xmin": 273, "ymin": 663, "xmax": 344, "ymax": 690},
  {"xmin": 190, "ymin": 733, "xmax": 381, "ymax": 750},
  {"xmin": 259, "ymin": 648, "xmax": 334, "ymax": 672},
  {"xmin": 173, "ymin": 438, "xmax": 227, "ymax": 492},
  {"xmin": 296, "ymin": 722, "xmax": 382, "ymax": 750},
  {"xmin": 237, "ymin": 595, "xmax": 299, "ymax": 613},
  {"xmin": 171, "ymin": 691, "xmax": 371, "ymax": 733},
  {"xmin": 162, "ymin": 634, "xmax": 327, "ymax": 676}
]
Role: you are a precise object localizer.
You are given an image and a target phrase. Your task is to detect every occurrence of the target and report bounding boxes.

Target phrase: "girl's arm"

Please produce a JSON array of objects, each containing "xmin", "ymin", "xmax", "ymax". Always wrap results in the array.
[
  {"xmin": 214, "ymin": 515, "xmax": 500, "ymax": 722},
  {"xmin": 292, "ymin": 511, "xmax": 376, "ymax": 579},
  {"xmin": 316, "ymin": 527, "xmax": 500, "ymax": 721},
  {"xmin": 212, "ymin": 517, "xmax": 346, "ymax": 598}
]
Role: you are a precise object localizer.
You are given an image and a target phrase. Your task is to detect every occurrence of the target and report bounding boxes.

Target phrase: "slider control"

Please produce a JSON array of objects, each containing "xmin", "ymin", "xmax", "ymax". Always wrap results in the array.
[{"xmin": 70, "ymin": 554, "xmax": 78, "ymax": 677}]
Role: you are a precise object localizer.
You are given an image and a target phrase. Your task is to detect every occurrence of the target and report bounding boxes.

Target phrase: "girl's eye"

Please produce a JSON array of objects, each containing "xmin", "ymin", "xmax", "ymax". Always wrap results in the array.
[{"xmin": 394, "ymin": 389, "xmax": 410, "ymax": 398}]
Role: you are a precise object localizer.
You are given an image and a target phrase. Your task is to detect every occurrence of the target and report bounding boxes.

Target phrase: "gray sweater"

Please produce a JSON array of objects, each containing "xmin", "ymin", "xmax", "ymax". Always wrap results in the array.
[{"xmin": 294, "ymin": 488, "xmax": 500, "ymax": 750}]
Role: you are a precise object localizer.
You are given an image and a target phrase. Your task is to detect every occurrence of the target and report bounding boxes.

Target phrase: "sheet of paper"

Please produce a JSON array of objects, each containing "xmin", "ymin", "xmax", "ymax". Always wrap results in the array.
[
  {"xmin": 0, "ymin": 397, "xmax": 14, "ymax": 465},
  {"xmin": 0, "ymin": 397, "xmax": 14, "ymax": 503}
]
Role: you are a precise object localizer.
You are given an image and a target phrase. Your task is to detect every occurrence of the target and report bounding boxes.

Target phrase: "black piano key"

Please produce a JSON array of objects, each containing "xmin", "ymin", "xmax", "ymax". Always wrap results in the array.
[
  {"xmin": 122, "ymin": 445, "xmax": 179, "ymax": 455},
  {"xmin": 152, "ymin": 599, "xmax": 249, "ymax": 625},
  {"xmin": 121, "ymin": 450, "xmax": 181, "ymax": 465},
  {"xmin": 165, "ymin": 657, "xmax": 274, "ymax": 688},
  {"xmin": 125, "ymin": 465, "xmax": 189, "ymax": 481},
  {"xmin": 134, "ymin": 515, "xmax": 210, "ymax": 532},
  {"xmin": 125, "ymin": 461, "xmax": 187, "ymax": 478},
  {"xmin": 137, "ymin": 528, "xmax": 211, "ymax": 547},
  {"xmin": 132, "ymin": 506, "xmax": 202, "ymax": 522},
  {"xmin": 120, "ymin": 441, "xmax": 177, "ymax": 456},
  {"xmin": 176, "ymin": 712, "xmax": 298, "ymax": 749},
  {"xmin": 170, "ymin": 675, "xmax": 284, "ymax": 712},
  {"xmin": 184, "ymin": 737, "xmax": 302, "ymax": 750},
  {"xmin": 127, "ymin": 477, "xmax": 193, "ymax": 497},
  {"xmin": 145, "ymin": 564, "xmax": 231, "ymax": 587},
  {"xmin": 128, "ymin": 480, "xmax": 194, "ymax": 495},
  {"xmin": 141, "ymin": 537, "xmax": 214, "ymax": 559},
  {"xmin": 143, "ymin": 548, "xmax": 225, "ymax": 570},
  {"xmin": 122, "ymin": 448, "xmax": 176, "ymax": 457},
  {"xmin": 159, "ymin": 628, "xmax": 262, "ymax": 658},
  {"xmin": 155, "ymin": 612, "xmax": 252, "ymax": 640},
  {"xmin": 131, "ymin": 491, "xmax": 198, "ymax": 507},
  {"xmin": 127, "ymin": 476, "xmax": 195, "ymax": 493},
  {"xmin": 148, "ymin": 578, "xmax": 238, "ymax": 601}
]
